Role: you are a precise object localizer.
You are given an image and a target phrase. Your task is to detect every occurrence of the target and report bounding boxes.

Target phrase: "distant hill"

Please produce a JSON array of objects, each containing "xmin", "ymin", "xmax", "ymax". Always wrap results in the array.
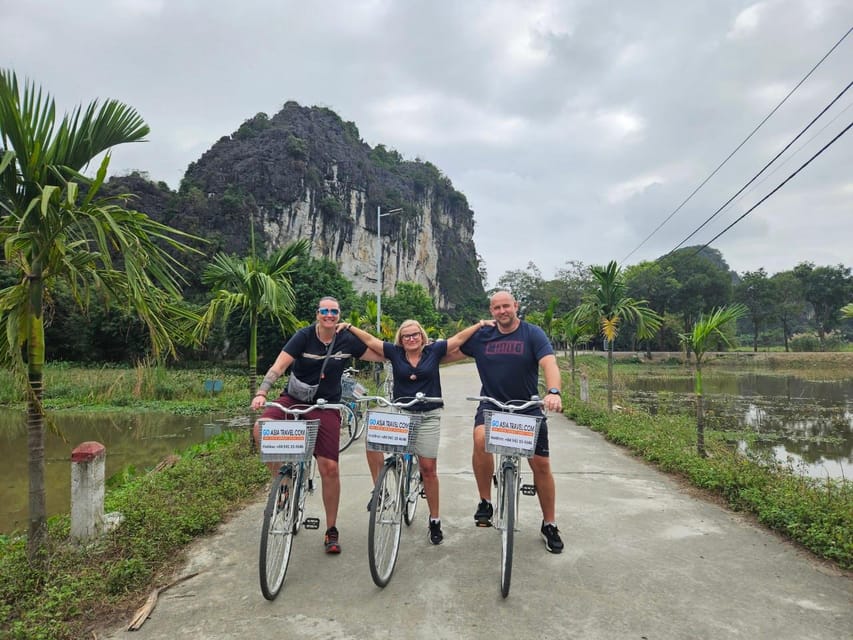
[{"xmin": 108, "ymin": 101, "xmax": 486, "ymax": 313}]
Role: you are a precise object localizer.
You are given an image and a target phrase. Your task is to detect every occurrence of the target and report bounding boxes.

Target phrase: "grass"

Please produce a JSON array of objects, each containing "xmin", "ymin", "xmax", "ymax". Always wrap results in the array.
[
  {"xmin": 562, "ymin": 354, "xmax": 852, "ymax": 570},
  {"xmin": 0, "ymin": 430, "xmax": 268, "ymax": 640}
]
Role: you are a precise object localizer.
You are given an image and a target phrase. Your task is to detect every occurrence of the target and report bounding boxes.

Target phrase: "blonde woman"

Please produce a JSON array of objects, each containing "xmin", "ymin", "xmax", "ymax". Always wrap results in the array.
[{"xmin": 340, "ymin": 318, "xmax": 492, "ymax": 544}]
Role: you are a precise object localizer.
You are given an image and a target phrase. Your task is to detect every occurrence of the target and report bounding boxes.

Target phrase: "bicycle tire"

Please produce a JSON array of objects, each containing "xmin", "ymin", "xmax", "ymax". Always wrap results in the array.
[
  {"xmin": 500, "ymin": 464, "xmax": 516, "ymax": 598},
  {"xmin": 352, "ymin": 404, "xmax": 366, "ymax": 440},
  {"xmin": 259, "ymin": 467, "xmax": 297, "ymax": 600},
  {"xmin": 292, "ymin": 460, "xmax": 311, "ymax": 534},
  {"xmin": 338, "ymin": 403, "xmax": 358, "ymax": 452},
  {"xmin": 368, "ymin": 460, "xmax": 403, "ymax": 587},
  {"xmin": 403, "ymin": 455, "xmax": 421, "ymax": 526}
]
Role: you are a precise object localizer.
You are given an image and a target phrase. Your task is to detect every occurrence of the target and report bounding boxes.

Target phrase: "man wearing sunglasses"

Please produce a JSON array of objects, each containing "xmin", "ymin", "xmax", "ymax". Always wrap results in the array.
[{"xmin": 251, "ymin": 296, "xmax": 384, "ymax": 554}]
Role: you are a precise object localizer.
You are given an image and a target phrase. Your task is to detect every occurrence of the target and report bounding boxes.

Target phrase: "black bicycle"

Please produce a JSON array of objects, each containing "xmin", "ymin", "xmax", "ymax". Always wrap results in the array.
[
  {"xmin": 257, "ymin": 399, "xmax": 347, "ymax": 600},
  {"xmin": 467, "ymin": 395, "xmax": 544, "ymax": 597},
  {"xmin": 339, "ymin": 367, "xmax": 367, "ymax": 452}
]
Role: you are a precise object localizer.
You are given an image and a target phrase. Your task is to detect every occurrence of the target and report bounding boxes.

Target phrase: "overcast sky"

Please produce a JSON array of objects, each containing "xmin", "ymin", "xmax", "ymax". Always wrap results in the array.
[{"xmin": 5, "ymin": 0, "xmax": 852, "ymax": 285}]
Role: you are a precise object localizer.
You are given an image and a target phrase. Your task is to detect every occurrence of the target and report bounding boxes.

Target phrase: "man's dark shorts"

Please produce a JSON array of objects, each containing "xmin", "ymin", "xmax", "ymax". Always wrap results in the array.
[
  {"xmin": 474, "ymin": 405, "xmax": 549, "ymax": 457},
  {"xmin": 259, "ymin": 393, "xmax": 342, "ymax": 462}
]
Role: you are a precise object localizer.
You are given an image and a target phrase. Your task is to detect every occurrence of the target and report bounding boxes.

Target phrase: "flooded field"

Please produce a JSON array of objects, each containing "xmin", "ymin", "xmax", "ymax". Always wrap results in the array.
[{"xmin": 620, "ymin": 358, "xmax": 852, "ymax": 478}]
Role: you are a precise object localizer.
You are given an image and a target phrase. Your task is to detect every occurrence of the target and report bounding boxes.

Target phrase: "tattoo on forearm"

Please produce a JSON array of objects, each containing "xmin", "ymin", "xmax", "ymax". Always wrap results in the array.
[{"xmin": 258, "ymin": 370, "xmax": 280, "ymax": 393}]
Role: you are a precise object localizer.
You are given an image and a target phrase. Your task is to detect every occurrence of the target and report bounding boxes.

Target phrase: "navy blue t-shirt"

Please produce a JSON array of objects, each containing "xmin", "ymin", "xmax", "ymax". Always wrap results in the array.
[
  {"xmin": 282, "ymin": 324, "xmax": 368, "ymax": 402},
  {"xmin": 382, "ymin": 340, "xmax": 448, "ymax": 411},
  {"xmin": 460, "ymin": 321, "xmax": 553, "ymax": 414}
]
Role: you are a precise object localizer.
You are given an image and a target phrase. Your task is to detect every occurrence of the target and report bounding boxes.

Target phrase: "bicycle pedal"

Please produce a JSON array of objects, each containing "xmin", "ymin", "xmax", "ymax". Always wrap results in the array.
[
  {"xmin": 521, "ymin": 484, "xmax": 537, "ymax": 496},
  {"xmin": 303, "ymin": 517, "xmax": 320, "ymax": 529}
]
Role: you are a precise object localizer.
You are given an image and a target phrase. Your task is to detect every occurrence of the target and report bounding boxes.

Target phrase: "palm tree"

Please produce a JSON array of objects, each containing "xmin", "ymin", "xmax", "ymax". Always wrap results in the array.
[
  {"xmin": 559, "ymin": 310, "xmax": 594, "ymax": 396},
  {"xmin": 0, "ymin": 70, "xmax": 200, "ymax": 560},
  {"xmin": 578, "ymin": 261, "xmax": 661, "ymax": 411},
  {"xmin": 193, "ymin": 237, "xmax": 309, "ymax": 397},
  {"xmin": 679, "ymin": 304, "xmax": 747, "ymax": 457}
]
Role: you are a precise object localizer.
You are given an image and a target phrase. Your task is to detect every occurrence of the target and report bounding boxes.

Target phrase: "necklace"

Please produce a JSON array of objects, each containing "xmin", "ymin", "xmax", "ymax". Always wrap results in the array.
[{"xmin": 315, "ymin": 325, "xmax": 333, "ymax": 346}]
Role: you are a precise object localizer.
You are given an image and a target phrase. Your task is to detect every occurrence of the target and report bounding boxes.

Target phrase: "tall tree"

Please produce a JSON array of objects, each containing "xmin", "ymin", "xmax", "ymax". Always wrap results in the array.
[
  {"xmin": 679, "ymin": 305, "xmax": 747, "ymax": 456},
  {"xmin": 793, "ymin": 262, "xmax": 853, "ymax": 343},
  {"xmin": 734, "ymin": 269, "xmax": 776, "ymax": 352},
  {"xmin": 193, "ymin": 238, "xmax": 309, "ymax": 397},
  {"xmin": 577, "ymin": 261, "xmax": 662, "ymax": 411},
  {"xmin": 0, "ymin": 70, "xmax": 200, "ymax": 560},
  {"xmin": 557, "ymin": 310, "xmax": 594, "ymax": 396},
  {"xmin": 658, "ymin": 247, "xmax": 733, "ymax": 332},
  {"xmin": 769, "ymin": 270, "xmax": 806, "ymax": 352}
]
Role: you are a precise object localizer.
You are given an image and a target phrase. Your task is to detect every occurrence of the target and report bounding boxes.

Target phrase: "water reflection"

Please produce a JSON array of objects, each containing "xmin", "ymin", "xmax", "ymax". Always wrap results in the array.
[
  {"xmin": 624, "ymin": 371, "xmax": 853, "ymax": 478},
  {"xmin": 0, "ymin": 409, "xmax": 246, "ymax": 535}
]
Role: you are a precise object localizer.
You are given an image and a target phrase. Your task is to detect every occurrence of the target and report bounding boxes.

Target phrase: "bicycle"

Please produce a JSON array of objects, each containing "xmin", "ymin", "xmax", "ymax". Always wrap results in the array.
[
  {"xmin": 256, "ymin": 399, "xmax": 349, "ymax": 600},
  {"xmin": 339, "ymin": 367, "xmax": 368, "ymax": 452},
  {"xmin": 466, "ymin": 395, "xmax": 544, "ymax": 598},
  {"xmin": 359, "ymin": 393, "xmax": 440, "ymax": 587}
]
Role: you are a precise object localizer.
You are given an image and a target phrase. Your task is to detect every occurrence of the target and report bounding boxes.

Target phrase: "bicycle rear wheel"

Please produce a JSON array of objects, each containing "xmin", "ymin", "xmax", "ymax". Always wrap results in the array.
[
  {"xmin": 368, "ymin": 460, "xmax": 403, "ymax": 587},
  {"xmin": 499, "ymin": 465, "xmax": 516, "ymax": 598},
  {"xmin": 259, "ymin": 466, "xmax": 298, "ymax": 600},
  {"xmin": 403, "ymin": 455, "xmax": 421, "ymax": 526},
  {"xmin": 338, "ymin": 403, "xmax": 358, "ymax": 452}
]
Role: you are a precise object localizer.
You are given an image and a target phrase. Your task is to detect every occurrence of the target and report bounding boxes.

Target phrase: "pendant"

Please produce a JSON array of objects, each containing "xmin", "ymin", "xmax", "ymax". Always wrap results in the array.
[{"xmin": 409, "ymin": 374, "xmax": 417, "ymax": 381}]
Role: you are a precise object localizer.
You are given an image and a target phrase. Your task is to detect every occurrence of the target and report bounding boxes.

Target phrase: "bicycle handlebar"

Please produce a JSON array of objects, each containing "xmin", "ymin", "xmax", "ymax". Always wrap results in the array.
[
  {"xmin": 354, "ymin": 392, "xmax": 443, "ymax": 409},
  {"xmin": 465, "ymin": 395, "xmax": 544, "ymax": 412},
  {"xmin": 263, "ymin": 400, "xmax": 348, "ymax": 415}
]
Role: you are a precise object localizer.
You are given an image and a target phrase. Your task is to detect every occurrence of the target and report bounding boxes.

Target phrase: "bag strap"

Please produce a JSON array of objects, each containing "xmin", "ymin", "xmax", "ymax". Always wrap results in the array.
[{"xmin": 317, "ymin": 331, "xmax": 337, "ymax": 381}]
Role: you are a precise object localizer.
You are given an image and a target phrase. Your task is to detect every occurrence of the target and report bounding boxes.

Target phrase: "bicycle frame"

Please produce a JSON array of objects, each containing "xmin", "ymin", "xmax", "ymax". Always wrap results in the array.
[
  {"xmin": 466, "ymin": 395, "xmax": 544, "ymax": 598},
  {"xmin": 361, "ymin": 393, "xmax": 439, "ymax": 587},
  {"xmin": 257, "ymin": 399, "xmax": 346, "ymax": 600}
]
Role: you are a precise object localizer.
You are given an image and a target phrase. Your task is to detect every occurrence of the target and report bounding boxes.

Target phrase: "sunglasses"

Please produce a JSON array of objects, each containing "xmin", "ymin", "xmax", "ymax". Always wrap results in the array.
[
  {"xmin": 317, "ymin": 308, "xmax": 340, "ymax": 316},
  {"xmin": 401, "ymin": 332, "xmax": 421, "ymax": 341}
]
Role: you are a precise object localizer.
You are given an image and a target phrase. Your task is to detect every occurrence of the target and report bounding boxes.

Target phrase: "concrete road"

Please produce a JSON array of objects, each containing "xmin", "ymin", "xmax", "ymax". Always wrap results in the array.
[{"xmin": 102, "ymin": 362, "xmax": 851, "ymax": 639}]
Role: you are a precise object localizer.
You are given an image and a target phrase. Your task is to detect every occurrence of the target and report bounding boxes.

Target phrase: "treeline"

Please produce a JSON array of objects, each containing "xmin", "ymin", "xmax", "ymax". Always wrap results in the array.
[
  {"xmin": 0, "ymin": 255, "xmax": 462, "ymax": 372},
  {"xmin": 493, "ymin": 247, "xmax": 853, "ymax": 352}
]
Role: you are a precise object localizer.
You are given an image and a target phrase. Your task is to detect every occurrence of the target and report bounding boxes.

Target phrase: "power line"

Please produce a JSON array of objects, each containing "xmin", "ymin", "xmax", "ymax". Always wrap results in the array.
[
  {"xmin": 621, "ymin": 25, "xmax": 853, "ymax": 263},
  {"xmin": 669, "ymin": 79, "xmax": 853, "ymax": 253},
  {"xmin": 692, "ymin": 119, "xmax": 852, "ymax": 256}
]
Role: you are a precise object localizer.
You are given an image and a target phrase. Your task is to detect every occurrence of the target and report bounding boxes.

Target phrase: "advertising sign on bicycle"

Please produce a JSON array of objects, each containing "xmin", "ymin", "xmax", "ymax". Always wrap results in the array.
[
  {"xmin": 366, "ymin": 411, "xmax": 412, "ymax": 447},
  {"xmin": 487, "ymin": 412, "xmax": 537, "ymax": 452},
  {"xmin": 260, "ymin": 420, "xmax": 310, "ymax": 456}
]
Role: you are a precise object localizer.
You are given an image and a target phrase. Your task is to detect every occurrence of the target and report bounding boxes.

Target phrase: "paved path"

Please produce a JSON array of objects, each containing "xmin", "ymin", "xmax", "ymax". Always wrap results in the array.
[{"xmin": 103, "ymin": 362, "xmax": 851, "ymax": 639}]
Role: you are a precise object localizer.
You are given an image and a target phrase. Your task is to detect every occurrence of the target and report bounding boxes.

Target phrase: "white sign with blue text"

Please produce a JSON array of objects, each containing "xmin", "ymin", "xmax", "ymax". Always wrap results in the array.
[{"xmin": 366, "ymin": 411, "xmax": 412, "ymax": 447}]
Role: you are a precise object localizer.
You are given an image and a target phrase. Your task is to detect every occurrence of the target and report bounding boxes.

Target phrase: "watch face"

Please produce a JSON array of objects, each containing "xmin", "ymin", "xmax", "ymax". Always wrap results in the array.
[{"xmin": 548, "ymin": 388, "xmax": 560, "ymax": 395}]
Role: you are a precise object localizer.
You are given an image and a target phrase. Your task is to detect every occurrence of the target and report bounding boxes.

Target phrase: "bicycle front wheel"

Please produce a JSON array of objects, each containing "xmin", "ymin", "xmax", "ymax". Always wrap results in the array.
[
  {"xmin": 368, "ymin": 460, "xmax": 403, "ymax": 587},
  {"xmin": 403, "ymin": 455, "xmax": 421, "ymax": 526},
  {"xmin": 259, "ymin": 467, "xmax": 297, "ymax": 600},
  {"xmin": 338, "ymin": 403, "xmax": 358, "ymax": 452},
  {"xmin": 500, "ymin": 464, "xmax": 516, "ymax": 598}
]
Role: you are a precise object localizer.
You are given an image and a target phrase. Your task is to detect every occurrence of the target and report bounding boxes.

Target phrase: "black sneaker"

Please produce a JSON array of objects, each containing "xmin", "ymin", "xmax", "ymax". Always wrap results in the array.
[
  {"xmin": 474, "ymin": 499, "xmax": 493, "ymax": 527},
  {"xmin": 324, "ymin": 526, "xmax": 341, "ymax": 554},
  {"xmin": 428, "ymin": 519, "xmax": 443, "ymax": 545},
  {"xmin": 540, "ymin": 522, "xmax": 564, "ymax": 554}
]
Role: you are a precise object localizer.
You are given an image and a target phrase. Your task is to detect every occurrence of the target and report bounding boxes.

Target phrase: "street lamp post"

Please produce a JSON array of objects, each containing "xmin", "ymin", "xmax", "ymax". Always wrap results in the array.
[{"xmin": 376, "ymin": 206, "xmax": 403, "ymax": 336}]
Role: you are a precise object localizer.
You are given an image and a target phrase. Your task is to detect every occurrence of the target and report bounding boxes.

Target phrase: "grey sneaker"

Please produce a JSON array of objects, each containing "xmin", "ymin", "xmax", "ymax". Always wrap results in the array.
[
  {"xmin": 428, "ymin": 519, "xmax": 443, "ymax": 545},
  {"xmin": 540, "ymin": 521, "xmax": 564, "ymax": 554},
  {"xmin": 474, "ymin": 499, "xmax": 493, "ymax": 527}
]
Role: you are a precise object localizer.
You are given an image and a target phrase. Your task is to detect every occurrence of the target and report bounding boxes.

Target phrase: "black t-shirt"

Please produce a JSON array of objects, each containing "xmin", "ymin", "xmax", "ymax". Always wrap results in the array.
[
  {"xmin": 460, "ymin": 321, "xmax": 552, "ymax": 414},
  {"xmin": 381, "ymin": 340, "xmax": 448, "ymax": 411},
  {"xmin": 282, "ymin": 324, "xmax": 368, "ymax": 402}
]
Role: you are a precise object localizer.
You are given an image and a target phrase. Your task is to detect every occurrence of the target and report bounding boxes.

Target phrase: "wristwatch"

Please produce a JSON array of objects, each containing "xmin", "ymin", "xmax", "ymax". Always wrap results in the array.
[{"xmin": 547, "ymin": 388, "xmax": 561, "ymax": 396}]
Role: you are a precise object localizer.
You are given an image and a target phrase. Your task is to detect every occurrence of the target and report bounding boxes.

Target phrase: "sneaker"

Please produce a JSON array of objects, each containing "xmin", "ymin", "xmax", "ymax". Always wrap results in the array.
[
  {"xmin": 540, "ymin": 522, "xmax": 564, "ymax": 554},
  {"xmin": 428, "ymin": 519, "xmax": 443, "ymax": 545},
  {"xmin": 324, "ymin": 526, "xmax": 341, "ymax": 554},
  {"xmin": 474, "ymin": 499, "xmax": 493, "ymax": 527}
]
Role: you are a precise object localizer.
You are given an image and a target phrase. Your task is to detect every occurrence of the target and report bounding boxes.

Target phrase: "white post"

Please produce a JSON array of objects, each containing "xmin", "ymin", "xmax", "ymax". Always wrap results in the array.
[
  {"xmin": 376, "ymin": 205, "xmax": 382, "ymax": 335},
  {"xmin": 71, "ymin": 441, "xmax": 106, "ymax": 543},
  {"xmin": 580, "ymin": 373, "xmax": 590, "ymax": 403}
]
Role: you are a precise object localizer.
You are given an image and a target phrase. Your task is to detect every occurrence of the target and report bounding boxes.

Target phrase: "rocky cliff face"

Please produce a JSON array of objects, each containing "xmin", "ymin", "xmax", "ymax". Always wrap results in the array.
[{"xmin": 138, "ymin": 102, "xmax": 485, "ymax": 312}]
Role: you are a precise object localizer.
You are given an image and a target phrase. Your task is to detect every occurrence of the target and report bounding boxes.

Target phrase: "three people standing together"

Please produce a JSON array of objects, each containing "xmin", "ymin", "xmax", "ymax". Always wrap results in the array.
[{"xmin": 252, "ymin": 290, "xmax": 563, "ymax": 554}]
